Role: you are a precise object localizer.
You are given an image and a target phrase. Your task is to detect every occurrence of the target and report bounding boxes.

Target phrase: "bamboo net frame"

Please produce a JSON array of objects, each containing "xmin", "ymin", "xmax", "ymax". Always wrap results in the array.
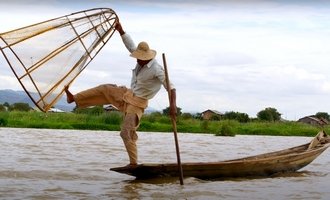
[{"xmin": 0, "ymin": 8, "xmax": 118, "ymax": 112}]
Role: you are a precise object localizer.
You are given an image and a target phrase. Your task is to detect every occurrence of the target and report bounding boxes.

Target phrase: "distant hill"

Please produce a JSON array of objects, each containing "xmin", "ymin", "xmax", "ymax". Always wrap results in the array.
[
  {"xmin": 0, "ymin": 89, "xmax": 158, "ymax": 113},
  {"xmin": 0, "ymin": 89, "xmax": 74, "ymax": 112}
]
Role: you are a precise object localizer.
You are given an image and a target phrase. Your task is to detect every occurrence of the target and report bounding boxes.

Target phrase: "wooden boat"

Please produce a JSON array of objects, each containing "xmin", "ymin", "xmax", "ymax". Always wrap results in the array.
[{"xmin": 110, "ymin": 131, "xmax": 330, "ymax": 180}]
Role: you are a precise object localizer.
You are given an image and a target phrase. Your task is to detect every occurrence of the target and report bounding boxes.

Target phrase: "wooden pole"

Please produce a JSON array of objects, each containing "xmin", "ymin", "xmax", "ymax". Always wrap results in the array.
[{"xmin": 162, "ymin": 53, "xmax": 184, "ymax": 185}]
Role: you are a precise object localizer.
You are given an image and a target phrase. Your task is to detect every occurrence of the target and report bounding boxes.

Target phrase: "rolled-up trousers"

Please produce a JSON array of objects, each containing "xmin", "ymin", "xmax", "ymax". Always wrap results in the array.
[{"xmin": 73, "ymin": 84, "xmax": 147, "ymax": 164}]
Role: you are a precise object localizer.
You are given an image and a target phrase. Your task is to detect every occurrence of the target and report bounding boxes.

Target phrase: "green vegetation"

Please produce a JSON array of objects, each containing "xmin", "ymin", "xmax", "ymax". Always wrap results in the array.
[
  {"xmin": 257, "ymin": 107, "xmax": 281, "ymax": 121},
  {"xmin": 315, "ymin": 112, "xmax": 330, "ymax": 121},
  {"xmin": 0, "ymin": 111, "xmax": 121, "ymax": 130},
  {"xmin": 0, "ymin": 110, "xmax": 329, "ymax": 137},
  {"xmin": 3, "ymin": 102, "xmax": 32, "ymax": 112},
  {"xmin": 0, "ymin": 103, "xmax": 329, "ymax": 136}
]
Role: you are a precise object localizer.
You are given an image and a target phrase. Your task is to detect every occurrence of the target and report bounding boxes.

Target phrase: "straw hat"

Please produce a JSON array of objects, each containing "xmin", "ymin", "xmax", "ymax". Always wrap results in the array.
[{"xmin": 130, "ymin": 41, "xmax": 156, "ymax": 60}]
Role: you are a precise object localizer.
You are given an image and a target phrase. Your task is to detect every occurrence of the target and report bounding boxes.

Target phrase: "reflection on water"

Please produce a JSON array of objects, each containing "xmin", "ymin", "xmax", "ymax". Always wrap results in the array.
[{"xmin": 0, "ymin": 127, "xmax": 329, "ymax": 199}]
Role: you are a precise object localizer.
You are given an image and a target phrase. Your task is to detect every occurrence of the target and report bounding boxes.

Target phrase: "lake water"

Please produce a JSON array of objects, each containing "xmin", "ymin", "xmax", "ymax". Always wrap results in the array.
[{"xmin": 0, "ymin": 127, "xmax": 329, "ymax": 199}]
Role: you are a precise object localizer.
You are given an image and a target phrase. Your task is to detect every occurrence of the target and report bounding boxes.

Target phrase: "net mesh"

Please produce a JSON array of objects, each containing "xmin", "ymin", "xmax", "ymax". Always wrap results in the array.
[{"xmin": 0, "ymin": 8, "xmax": 118, "ymax": 112}]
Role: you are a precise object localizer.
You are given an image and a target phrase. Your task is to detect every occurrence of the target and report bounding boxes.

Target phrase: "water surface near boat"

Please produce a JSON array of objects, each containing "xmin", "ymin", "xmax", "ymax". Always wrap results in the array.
[{"xmin": 0, "ymin": 128, "xmax": 329, "ymax": 199}]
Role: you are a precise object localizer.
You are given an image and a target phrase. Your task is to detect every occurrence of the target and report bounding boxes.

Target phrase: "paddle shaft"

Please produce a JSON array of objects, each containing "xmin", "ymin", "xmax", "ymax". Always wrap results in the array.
[{"xmin": 162, "ymin": 53, "xmax": 184, "ymax": 185}]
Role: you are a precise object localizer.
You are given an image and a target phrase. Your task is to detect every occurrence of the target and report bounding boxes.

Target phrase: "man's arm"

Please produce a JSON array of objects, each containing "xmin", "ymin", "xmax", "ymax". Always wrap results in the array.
[
  {"xmin": 156, "ymin": 65, "xmax": 177, "ymax": 119},
  {"xmin": 115, "ymin": 21, "xmax": 125, "ymax": 35},
  {"xmin": 115, "ymin": 21, "xmax": 136, "ymax": 53},
  {"xmin": 170, "ymin": 88, "xmax": 177, "ymax": 120}
]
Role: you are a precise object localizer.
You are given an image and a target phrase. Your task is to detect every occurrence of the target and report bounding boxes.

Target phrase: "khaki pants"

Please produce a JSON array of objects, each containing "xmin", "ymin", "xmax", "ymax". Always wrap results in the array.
[
  {"xmin": 74, "ymin": 84, "xmax": 147, "ymax": 164},
  {"xmin": 120, "ymin": 113, "xmax": 139, "ymax": 164}
]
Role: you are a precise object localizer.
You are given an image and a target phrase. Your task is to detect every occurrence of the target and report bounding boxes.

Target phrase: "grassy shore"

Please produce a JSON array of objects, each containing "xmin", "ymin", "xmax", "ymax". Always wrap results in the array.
[{"xmin": 0, "ymin": 111, "xmax": 329, "ymax": 137}]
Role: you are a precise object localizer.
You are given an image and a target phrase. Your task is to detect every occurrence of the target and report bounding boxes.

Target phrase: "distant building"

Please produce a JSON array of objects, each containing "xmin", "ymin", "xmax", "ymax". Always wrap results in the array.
[
  {"xmin": 104, "ymin": 104, "xmax": 119, "ymax": 112},
  {"xmin": 49, "ymin": 107, "xmax": 65, "ymax": 113},
  {"xmin": 298, "ymin": 116, "xmax": 329, "ymax": 126},
  {"xmin": 202, "ymin": 109, "xmax": 223, "ymax": 120}
]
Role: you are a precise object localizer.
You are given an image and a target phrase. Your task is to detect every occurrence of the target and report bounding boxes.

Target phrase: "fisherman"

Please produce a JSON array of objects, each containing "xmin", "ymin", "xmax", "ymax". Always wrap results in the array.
[{"xmin": 64, "ymin": 21, "xmax": 177, "ymax": 167}]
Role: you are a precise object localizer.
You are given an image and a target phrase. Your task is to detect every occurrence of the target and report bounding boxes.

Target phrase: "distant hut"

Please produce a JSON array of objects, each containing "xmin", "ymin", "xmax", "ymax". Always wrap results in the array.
[
  {"xmin": 298, "ymin": 116, "xmax": 329, "ymax": 126},
  {"xmin": 49, "ymin": 107, "xmax": 65, "ymax": 113},
  {"xmin": 202, "ymin": 109, "xmax": 223, "ymax": 120},
  {"xmin": 104, "ymin": 104, "xmax": 119, "ymax": 112}
]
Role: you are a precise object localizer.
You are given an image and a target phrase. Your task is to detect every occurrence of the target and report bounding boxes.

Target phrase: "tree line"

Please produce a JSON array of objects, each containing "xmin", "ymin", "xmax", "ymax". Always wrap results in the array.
[
  {"xmin": 1, "ymin": 102, "xmax": 329, "ymax": 123},
  {"xmin": 0, "ymin": 102, "xmax": 32, "ymax": 112}
]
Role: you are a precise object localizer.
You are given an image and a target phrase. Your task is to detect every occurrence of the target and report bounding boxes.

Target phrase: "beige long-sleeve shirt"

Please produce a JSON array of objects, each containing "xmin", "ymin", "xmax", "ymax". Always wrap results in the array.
[{"xmin": 121, "ymin": 33, "xmax": 174, "ymax": 100}]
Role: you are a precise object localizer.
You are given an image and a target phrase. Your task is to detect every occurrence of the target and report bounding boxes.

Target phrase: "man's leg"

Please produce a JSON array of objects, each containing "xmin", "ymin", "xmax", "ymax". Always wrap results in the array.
[
  {"xmin": 64, "ymin": 85, "xmax": 74, "ymax": 103},
  {"xmin": 64, "ymin": 84, "xmax": 127, "ymax": 110},
  {"xmin": 120, "ymin": 113, "xmax": 139, "ymax": 166}
]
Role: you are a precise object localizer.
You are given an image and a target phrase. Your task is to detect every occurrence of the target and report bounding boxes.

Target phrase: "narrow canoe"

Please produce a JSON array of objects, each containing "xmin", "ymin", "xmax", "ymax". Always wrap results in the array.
[{"xmin": 110, "ymin": 131, "xmax": 330, "ymax": 180}]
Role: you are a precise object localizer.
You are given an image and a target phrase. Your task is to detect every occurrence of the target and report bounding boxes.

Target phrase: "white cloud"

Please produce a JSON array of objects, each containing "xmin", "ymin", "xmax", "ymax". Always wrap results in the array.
[
  {"xmin": 321, "ymin": 82, "xmax": 330, "ymax": 93},
  {"xmin": 0, "ymin": 75, "xmax": 21, "ymax": 90}
]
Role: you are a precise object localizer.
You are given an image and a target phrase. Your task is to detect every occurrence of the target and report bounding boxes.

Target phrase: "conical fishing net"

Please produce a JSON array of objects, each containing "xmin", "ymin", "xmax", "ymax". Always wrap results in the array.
[{"xmin": 0, "ymin": 8, "xmax": 118, "ymax": 112}]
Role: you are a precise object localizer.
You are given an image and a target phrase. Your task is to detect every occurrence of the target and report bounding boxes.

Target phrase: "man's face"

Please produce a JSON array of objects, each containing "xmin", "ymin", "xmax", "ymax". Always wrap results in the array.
[{"xmin": 137, "ymin": 59, "xmax": 151, "ymax": 66}]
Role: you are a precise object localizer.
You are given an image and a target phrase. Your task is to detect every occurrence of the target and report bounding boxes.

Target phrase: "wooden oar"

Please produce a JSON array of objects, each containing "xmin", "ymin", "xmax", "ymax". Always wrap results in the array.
[{"xmin": 162, "ymin": 53, "xmax": 184, "ymax": 185}]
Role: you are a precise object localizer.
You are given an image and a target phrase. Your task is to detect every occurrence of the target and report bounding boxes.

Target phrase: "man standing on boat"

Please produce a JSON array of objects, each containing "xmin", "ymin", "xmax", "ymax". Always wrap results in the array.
[{"xmin": 64, "ymin": 21, "xmax": 177, "ymax": 167}]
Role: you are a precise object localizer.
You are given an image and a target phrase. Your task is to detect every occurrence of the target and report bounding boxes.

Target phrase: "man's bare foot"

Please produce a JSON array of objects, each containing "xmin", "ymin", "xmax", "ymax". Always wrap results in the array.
[
  {"xmin": 125, "ymin": 163, "xmax": 138, "ymax": 168},
  {"xmin": 64, "ymin": 85, "xmax": 74, "ymax": 103}
]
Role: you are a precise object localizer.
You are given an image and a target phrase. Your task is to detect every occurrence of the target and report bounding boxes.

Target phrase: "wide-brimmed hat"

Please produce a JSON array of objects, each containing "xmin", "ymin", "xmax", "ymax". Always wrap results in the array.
[{"xmin": 130, "ymin": 41, "xmax": 156, "ymax": 60}]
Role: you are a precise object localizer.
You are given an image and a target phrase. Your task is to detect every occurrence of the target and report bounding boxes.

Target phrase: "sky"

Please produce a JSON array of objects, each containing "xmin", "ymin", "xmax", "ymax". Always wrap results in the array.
[{"xmin": 0, "ymin": 0, "xmax": 330, "ymax": 120}]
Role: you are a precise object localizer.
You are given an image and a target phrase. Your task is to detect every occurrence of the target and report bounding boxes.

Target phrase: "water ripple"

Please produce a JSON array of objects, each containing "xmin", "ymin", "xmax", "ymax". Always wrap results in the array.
[{"xmin": 0, "ymin": 127, "xmax": 329, "ymax": 199}]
